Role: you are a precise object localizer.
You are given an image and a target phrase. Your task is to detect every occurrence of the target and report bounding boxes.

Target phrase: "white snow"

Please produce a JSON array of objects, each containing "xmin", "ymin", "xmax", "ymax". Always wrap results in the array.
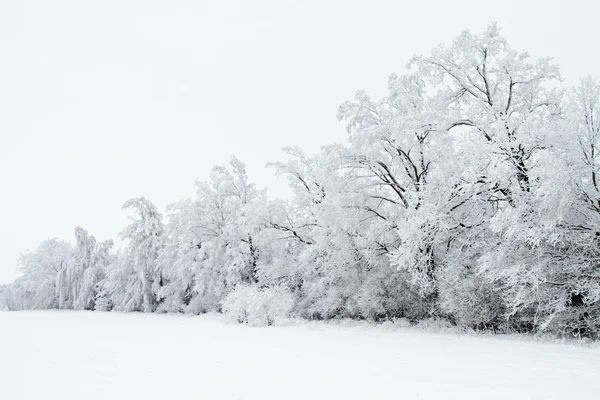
[{"xmin": 1, "ymin": 311, "xmax": 599, "ymax": 399}]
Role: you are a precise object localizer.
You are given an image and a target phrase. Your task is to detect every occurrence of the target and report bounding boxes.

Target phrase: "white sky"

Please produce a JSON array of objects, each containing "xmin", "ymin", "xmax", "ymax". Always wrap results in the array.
[{"xmin": 1, "ymin": 0, "xmax": 599, "ymax": 283}]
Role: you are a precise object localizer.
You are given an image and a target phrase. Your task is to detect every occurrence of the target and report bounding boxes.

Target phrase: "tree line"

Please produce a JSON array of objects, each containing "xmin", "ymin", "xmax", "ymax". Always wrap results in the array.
[{"xmin": 2, "ymin": 24, "xmax": 599, "ymax": 337}]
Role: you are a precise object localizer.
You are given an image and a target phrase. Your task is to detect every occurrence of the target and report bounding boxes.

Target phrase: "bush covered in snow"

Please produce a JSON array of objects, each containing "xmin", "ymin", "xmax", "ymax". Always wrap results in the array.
[{"xmin": 222, "ymin": 285, "xmax": 294, "ymax": 326}]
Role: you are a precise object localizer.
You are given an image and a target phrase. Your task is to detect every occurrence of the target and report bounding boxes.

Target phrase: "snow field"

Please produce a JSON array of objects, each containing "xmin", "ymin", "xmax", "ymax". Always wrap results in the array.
[{"xmin": 1, "ymin": 311, "xmax": 600, "ymax": 399}]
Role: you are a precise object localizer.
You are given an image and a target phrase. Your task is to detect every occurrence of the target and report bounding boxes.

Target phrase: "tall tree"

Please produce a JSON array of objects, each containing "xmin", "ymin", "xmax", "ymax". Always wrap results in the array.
[{"xmin": 110, "ymin": 197, "xmax": 164, "ymax": 312}]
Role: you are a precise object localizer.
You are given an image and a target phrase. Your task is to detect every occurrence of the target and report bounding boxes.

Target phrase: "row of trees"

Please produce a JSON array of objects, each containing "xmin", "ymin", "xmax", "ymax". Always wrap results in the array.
[{"xmin": 2, "ymin": 25, "xmax": 599, "ymax": 337}]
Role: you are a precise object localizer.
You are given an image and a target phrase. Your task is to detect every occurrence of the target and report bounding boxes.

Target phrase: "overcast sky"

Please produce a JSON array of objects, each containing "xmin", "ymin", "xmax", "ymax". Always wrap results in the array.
[{"xmin": 1, "ymin": 0, "xmax": 599, "ymax": 283}]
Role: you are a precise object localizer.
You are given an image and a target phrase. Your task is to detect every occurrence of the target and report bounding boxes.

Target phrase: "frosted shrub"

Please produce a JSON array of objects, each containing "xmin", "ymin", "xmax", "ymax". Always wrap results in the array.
[
  {"xmin": 357, "ymin": 269, "xmax": 431, "ymax": 321},
  {"xmin": 415, "ymin": 318, "xmax": 460, "ymax": 333},
  {"xmin": 222, "ymin": 285, "xmax": 294, "ymax": 326},
  {"xmin": 94, "ymin": 297, "xmax": 113, "ymax": 312},
  {"xmin": 439, "ymin": 266, "xmax": 506, "ymax": 331}
]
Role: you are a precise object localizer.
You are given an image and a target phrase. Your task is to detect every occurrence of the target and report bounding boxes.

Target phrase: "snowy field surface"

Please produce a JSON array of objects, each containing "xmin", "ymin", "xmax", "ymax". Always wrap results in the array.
[{"xmin": 1, "ymin": 311, "xmax": 599, "ymax": 399}]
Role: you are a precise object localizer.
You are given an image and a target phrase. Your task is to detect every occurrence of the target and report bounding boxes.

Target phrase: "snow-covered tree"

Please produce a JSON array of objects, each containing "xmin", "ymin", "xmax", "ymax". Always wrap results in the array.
[
  {"xmin": 55, "ymin": 228, "xmax": 113, "ymax": 311},
  {"xmin": 107, "ymin": 197, "xmax": 164, "ymax": 312},
  {"xmin": 4, "ymin": 239, "xmax": 72, "ymax": 310},
  {"xmin": 158, "ymin": 157, "xmax": 268, "ymax": 314}
]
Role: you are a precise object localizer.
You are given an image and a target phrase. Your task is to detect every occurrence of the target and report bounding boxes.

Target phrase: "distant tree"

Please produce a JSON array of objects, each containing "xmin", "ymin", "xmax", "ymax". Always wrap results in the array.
[
  {"xmin": 109, "ymin": 197, "xmax": 164, "ymax": 312},
  {"xmin": 0, "ymin": 239, "xmax": 72, "ymax": 310},
  {"xmin": 55, "ymin": 228, "xmax": 113, "ymax": 310}
]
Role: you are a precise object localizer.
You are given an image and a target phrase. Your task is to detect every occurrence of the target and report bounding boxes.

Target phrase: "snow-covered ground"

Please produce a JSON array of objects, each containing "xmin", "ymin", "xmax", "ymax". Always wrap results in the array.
[{"xmin": 1, "ymin": 311, "xmax": 599, "ymax": 399}]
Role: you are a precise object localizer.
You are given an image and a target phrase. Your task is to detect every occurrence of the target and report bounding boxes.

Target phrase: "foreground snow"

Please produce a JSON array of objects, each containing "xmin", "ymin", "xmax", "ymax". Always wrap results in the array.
[{"xmin": 1, "ymin": 311, "xmax": 599, "ymax": 399}]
